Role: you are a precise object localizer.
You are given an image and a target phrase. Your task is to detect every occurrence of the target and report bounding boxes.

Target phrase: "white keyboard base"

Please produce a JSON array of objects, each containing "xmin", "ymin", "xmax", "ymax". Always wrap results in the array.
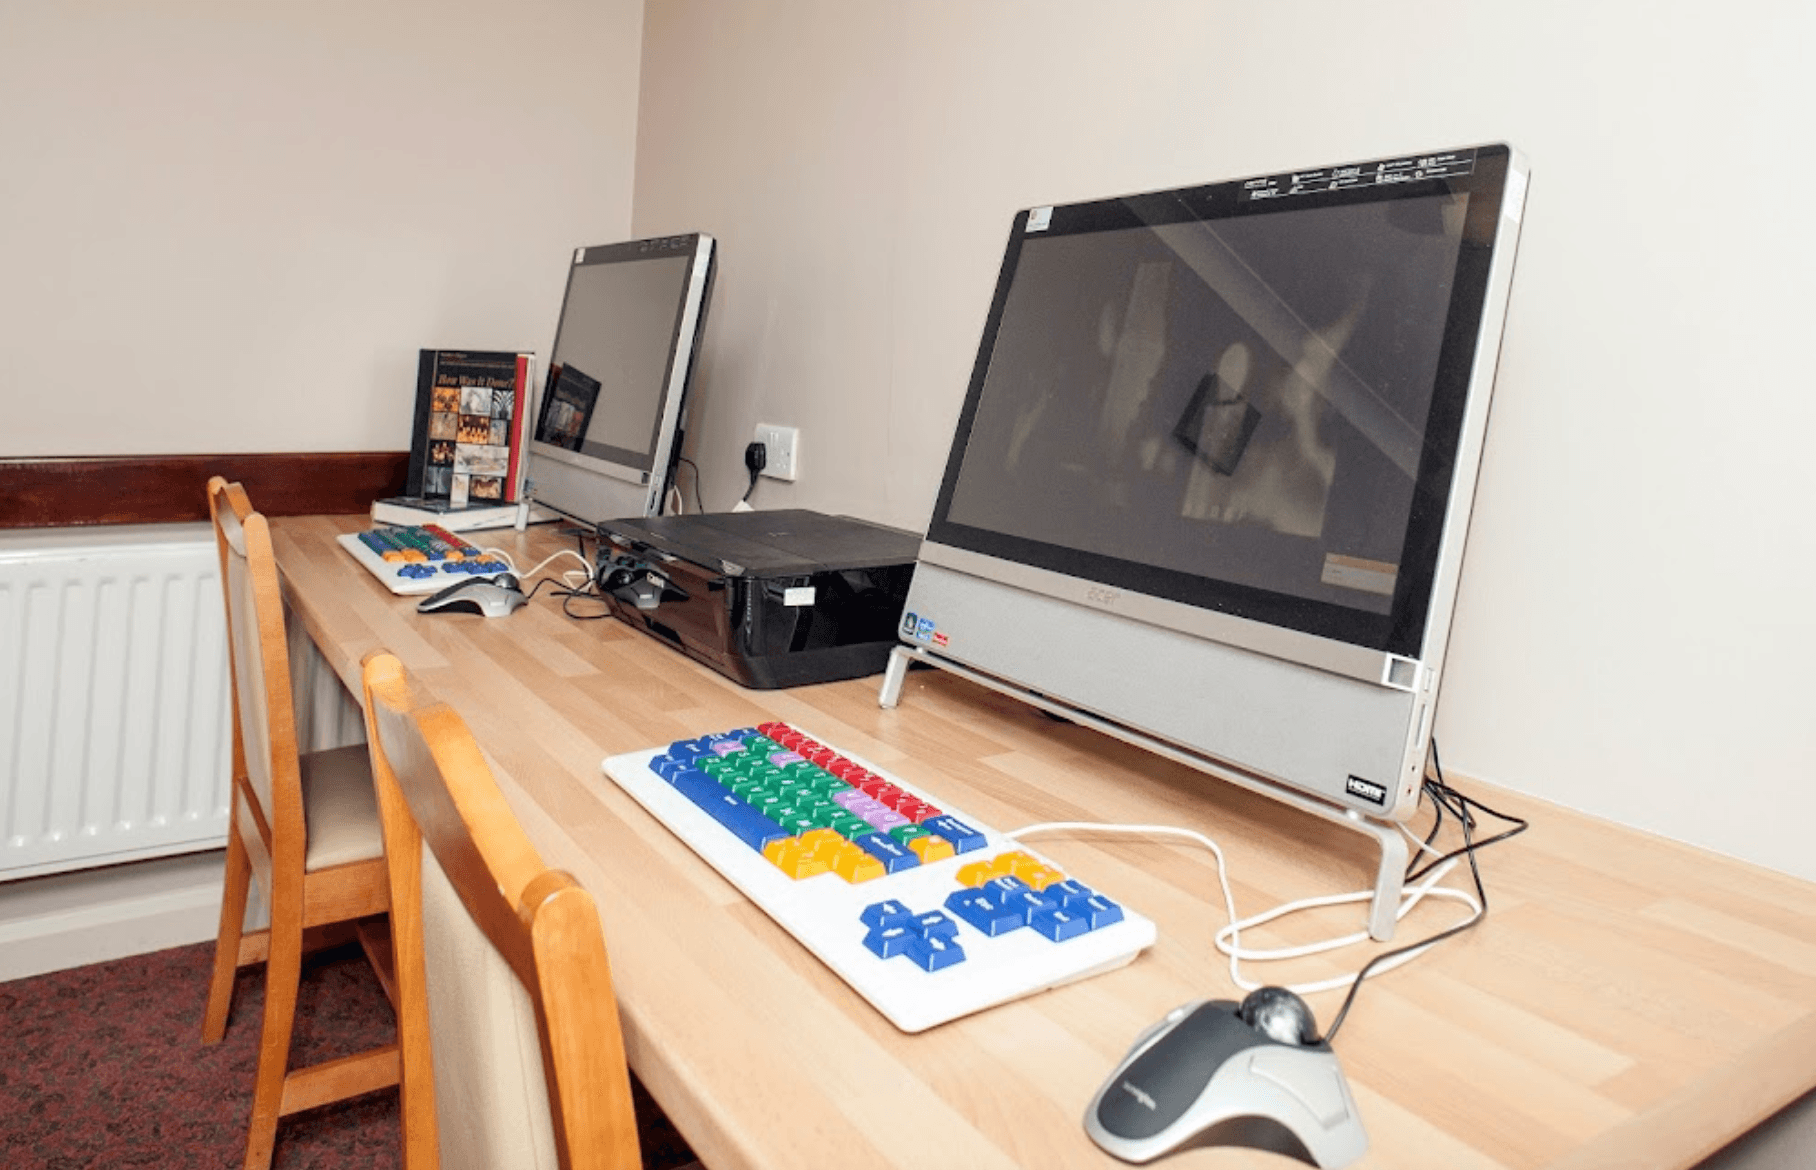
[{"xmin": 602, "ymin": 736, "xmax": 1157, "ymax": 1033}]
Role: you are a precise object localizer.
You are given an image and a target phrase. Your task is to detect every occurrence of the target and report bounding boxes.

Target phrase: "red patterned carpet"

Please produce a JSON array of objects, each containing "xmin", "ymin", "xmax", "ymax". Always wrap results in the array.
[{"xmin": 0, "ymin": 940, "xmax": 695, "ymax": 1168}]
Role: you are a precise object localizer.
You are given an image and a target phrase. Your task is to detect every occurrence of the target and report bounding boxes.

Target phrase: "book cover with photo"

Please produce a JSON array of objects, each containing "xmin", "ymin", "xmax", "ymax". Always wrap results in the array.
[{"xmin": 404, "ymin": 349, "xmax": 533, "ymax": 507}]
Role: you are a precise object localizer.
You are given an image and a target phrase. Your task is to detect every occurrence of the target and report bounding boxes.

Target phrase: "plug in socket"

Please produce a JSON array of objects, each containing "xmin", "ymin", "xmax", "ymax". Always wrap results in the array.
[{"xmin": 754, "ymin": 424, "xmax": 799, "ymax": 482}]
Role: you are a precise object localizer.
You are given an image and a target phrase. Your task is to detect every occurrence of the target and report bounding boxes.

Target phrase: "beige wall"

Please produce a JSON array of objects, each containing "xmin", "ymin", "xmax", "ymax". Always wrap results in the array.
[
  {"xmin": 7, "ymin": 1, "xmax": 1811, "ymax": 887},
  {"xmin": 0, "ymin": 0, "xmax": 644, "ymax": 456},
  {"xmin": 633, "ymin": 2, "xmax": 1816, "ymax": 883}
]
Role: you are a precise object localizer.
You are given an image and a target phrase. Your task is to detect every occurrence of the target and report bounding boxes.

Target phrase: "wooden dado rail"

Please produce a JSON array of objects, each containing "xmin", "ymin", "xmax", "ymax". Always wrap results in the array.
[{"xmin": 0, "ymin": 453, "xmax": 409, "ymax": 528}]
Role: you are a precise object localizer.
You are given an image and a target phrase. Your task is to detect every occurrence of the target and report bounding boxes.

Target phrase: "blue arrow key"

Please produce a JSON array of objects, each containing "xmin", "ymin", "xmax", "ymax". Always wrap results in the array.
[
  {"xmin": 863, "ymin": 924, "xmax": 915, "ymax": 959},
  {"xmin": 911, "ymin": 910, "xmax": 959, "ymax": 940},
  {"xmin": 860, "ymin": 900, "xmax": 914, "ymax": 929},
  {"xmin": 902, "ymin": 932, "xmax": 966, "ymax": 972}
]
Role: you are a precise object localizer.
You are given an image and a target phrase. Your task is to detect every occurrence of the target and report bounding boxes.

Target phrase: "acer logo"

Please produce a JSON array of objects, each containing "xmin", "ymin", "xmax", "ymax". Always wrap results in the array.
[{"xmin": 1084, "ymin": 586, "xmax": 1121, "ymax": 608}]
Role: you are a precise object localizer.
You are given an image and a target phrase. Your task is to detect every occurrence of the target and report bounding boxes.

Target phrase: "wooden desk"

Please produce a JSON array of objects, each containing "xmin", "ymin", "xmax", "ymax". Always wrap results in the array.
[{"xmin": 273, "ymin": 514, "xmax": 1816, "ymax": 1170}]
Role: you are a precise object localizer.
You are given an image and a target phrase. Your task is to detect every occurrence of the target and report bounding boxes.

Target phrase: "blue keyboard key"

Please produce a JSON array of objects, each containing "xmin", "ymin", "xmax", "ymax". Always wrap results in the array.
[
  {"xmin": 670, "ymin": 772, "xmax": 788, "ymax": 852},
  {"xmin": 911, "ymin": 910, "xmax": 959, "ymax": 940},
  {"xmin": 856, "ymin": 831, "xmax": 919, "ymax": 873},
  {"xmin": 1029, "ymin": 906, "xmax": 1091, "ymax": 942},
  {"xmin": 1001, "ymin": 885, "xmax": 1057, "ymax": 925},
  {"xmin": 1079, "ymin": 895, "xmax": 1125, "ymax": 929},
  {"xmin": 921, "ymin": 815, "xmax": 987, "ymax": 853},
  {"xmin": 668, "ymin": 770, "xmax": 724, "ymax": 803},
  {"xmin": 1047, "ymin": 879, "xmax": 1096, "ymax": 908},
  {"xmin": 902, "ymin": 932, "xmax": 966, "ymax": 972},
  {"xmin": 945, "ymin": 888, "xmax": 1025, "ymax": 937},
  {"xmin": 860, "ymin": 900, "xmax": 914, "ymax": 929},
  {"xmin": 863, "ymin": 924, "xmax": 916, "ymax": 960},
  {"xmin": 981, "ymin": 876, "xmax": 1030, "ymax": 902},
  {"xmin": 655, "ymin": 763, "xmax": 712, "ymax": 791}
]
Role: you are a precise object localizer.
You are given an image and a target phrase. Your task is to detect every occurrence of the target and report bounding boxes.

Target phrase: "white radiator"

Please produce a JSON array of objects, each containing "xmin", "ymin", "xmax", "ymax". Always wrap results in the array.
[{"xmin": 0, "ymin": 523, "xmax": 233, "ymax": 881}]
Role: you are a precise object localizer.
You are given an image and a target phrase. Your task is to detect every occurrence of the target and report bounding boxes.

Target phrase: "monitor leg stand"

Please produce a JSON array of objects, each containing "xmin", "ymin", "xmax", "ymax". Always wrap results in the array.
[{"xmin": 878, "ymin": 644, "xmax": 1409, "ymax": 942}]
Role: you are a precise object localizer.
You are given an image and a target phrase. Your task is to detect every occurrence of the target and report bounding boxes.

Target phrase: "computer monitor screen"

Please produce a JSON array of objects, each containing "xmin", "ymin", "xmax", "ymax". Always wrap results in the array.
[
  {"xmin": 906, "ymin": 144, "xmax": 1527, "ymax": 819},
  {"xmin": 526, "ymin": 234, "xmax": 715, "ymax": 523},
  {"xmin": 931, "ymin": 148, "xmax": 1516, "ymax": 660}
]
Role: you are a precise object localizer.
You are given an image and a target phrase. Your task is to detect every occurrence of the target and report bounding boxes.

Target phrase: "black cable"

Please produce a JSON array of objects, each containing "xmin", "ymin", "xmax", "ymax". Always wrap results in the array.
[
  {"xmin": 1404, "ymin": 743, "xmax": 1530, "ymax": 884},
  {"xmin": 520, "ymin": 576, "xmax": 561, "ymax": 603},
  {"xmin": 558, "ymin": 587, "xmax": 614, "ymax": 620},
  {"xmin": 741, "ymin": 441, "xmax": 766, "ymax": 504},
  {"xmin": 1318, "ymin": 741, "xmax": 1529, "ymax": 1044},
  {"xmin": 676, "ymin": 456, "xmax": 706, "ymax": 515}
]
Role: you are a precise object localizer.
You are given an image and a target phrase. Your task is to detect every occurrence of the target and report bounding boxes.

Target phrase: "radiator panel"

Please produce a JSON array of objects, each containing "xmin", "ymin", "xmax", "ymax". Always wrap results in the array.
[{"xmin": 0, "ymin": 524, "xmax": 233, "ymax": 880}]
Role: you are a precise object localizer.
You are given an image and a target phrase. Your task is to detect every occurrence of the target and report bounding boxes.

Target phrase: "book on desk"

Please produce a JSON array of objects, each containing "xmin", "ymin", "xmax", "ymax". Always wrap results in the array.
[{"xmin": 404, "ymin": 348, "xmax": 534, "ymax": 511}]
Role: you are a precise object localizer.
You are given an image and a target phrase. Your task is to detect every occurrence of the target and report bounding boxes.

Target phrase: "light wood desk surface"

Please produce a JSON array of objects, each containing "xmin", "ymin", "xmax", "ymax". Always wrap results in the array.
[{"xmin": 273, "ymin": 514, "xmax": 1816, "ymax": 1170}]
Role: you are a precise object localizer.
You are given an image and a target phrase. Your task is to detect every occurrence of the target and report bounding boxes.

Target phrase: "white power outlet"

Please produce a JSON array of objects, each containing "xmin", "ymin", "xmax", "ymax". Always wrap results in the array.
[{"xmin": 754, "ymin": 423, "xmax": 799, "ymax": 482}]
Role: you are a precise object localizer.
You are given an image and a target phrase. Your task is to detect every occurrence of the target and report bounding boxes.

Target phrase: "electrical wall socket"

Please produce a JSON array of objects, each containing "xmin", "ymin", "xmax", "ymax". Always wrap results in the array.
[{"xmin": 754, "ymin": 423, "xmax": 799, "ymax": 481}]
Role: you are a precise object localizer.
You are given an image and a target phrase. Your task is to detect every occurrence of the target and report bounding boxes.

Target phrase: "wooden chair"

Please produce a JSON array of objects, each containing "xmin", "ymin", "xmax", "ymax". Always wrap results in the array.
[
  {"xmin": 201, "ymin": 476, "xmax": 400, "ymax": 1169},
  {"xmin": 361, "ymin": 650, "xmax": 674, "ymax": 1170}
]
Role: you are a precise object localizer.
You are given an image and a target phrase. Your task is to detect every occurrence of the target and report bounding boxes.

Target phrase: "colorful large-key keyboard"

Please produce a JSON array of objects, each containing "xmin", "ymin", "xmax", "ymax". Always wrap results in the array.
[
  {"xmin": 336, "ymin": 525, "xmax": 513, "ymax": 595},
  {"xmin": 602, "ymin": 722, "xmax": 1157, "ymax": 1033}
]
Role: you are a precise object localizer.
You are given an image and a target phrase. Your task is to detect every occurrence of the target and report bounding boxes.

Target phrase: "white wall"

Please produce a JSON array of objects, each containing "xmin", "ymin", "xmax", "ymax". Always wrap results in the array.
[
  {"xmin": 633, "ymin": 2, "xmax": 1816, "ymax": 881},
  {"xmin": 0, "ymin": 0, "xmax": 646, "ymax": 457}
]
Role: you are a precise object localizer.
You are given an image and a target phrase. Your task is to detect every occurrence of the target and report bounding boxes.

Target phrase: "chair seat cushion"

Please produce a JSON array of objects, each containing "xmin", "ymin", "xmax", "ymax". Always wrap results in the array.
[{"xmin": 302, "ymin": 743, "xmax": 384, "ymax": 870}]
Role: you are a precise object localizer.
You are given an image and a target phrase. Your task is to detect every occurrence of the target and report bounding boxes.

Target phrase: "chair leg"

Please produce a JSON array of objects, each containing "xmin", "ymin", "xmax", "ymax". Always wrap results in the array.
[
  {"xmin": 242, "ymin": 904, "xmax": 303, "ymax": 1170},
  {"xmin": 202, "ymin": 817, "xmax": 254, "ymax": 1045}
]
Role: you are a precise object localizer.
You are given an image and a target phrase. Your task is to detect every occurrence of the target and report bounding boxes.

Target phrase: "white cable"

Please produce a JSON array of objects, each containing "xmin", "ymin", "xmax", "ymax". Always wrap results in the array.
[
  {"xmin": 1214, "ymin": 822, "xmax": 1475, "ymax": 963},
  {"xmin": 1005, "ymin": 817, "xmax": 1480, "ymax": 1000},
  {"xmin": 475, "ymin": 545, "xmax": 594, "ymax": 591}
]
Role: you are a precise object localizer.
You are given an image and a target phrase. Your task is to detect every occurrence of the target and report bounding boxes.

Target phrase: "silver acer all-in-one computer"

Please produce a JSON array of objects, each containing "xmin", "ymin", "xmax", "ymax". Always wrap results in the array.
[
  {"xmin": 526, "ymin": 233, "xmax": 716, "ymax": 524},
  {"xmin": 882, "ymin": 145, "xmax": 1529, "ymax": 938}
]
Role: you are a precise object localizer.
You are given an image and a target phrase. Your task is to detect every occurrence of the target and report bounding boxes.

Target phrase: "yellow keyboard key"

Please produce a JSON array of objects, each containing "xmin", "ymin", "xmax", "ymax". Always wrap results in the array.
[
  {"xmin": 956, "ymin": 860, "xmax": 1001, "ymax": 887},
  {"xmin": 907, "ymin": 836, "xmax": 956, "ymax": 864},
  {"xmin": 1015, "ymin": 864, "xmax": 1066, "ymax": 891},
  {"xmin": 763, "ymin": 837, "xmax": 830, "ymax": 880},
  {"xmin": 830, "ymin": 843, "xmax": 886, "ymax": 883}
]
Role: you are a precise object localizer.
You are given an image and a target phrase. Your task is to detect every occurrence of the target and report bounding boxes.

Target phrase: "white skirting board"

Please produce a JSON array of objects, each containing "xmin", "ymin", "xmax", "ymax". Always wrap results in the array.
[{"xmin": 0, "ymin": 849, "xmax": 270, "ymax": 983}]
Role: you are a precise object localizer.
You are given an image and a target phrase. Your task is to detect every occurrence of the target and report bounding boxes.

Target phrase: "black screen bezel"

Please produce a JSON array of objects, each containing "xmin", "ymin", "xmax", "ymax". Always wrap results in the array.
[{"xmin": 923, "ymin": 146, "xmax": 1515, "ymax": 659}]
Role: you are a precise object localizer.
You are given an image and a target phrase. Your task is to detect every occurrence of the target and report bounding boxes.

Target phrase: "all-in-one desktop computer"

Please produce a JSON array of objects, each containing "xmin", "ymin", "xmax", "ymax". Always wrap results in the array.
[
  {"xmin": 882, "ymin": 144, "xmax": 1529, "ymax": 941},
  {"xmin": 526, "ymin": 233, "xmax": 717, "ymax": 525}
]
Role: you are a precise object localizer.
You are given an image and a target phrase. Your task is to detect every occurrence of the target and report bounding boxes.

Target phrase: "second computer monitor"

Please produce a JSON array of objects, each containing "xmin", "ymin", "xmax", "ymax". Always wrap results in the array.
[{"xmin": 526, "ymin": 233, "xmax": 716, "ymax": 524}]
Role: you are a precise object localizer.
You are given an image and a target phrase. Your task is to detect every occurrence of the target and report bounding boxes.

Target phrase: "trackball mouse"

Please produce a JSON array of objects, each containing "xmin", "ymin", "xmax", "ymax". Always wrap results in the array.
[
  {"xmin": 415, "ymin": 573, "xmax": 527, "ymax": 618},
  {"xmin": 1083, "ymin": 989, "xmax": 1367, "ymax": 1168}
]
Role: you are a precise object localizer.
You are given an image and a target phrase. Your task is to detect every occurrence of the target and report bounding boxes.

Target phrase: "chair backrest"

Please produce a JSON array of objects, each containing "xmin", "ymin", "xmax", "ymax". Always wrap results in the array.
[
  {"xmin": 208, "ymin": 476, "xmax": 305, "ymax": 864},
  {"xmin": 360, "ymin": 651, "xmax": 642, "ymax": 1170}
]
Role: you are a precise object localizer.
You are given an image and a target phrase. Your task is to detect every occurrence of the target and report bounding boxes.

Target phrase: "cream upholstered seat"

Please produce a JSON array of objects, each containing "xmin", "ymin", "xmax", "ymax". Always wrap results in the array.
[
  {"xmin": 299, "ymin": 743, "xmax": 386, "ymax": 870},
  {"xmin": 361, "ymin": 650, "xmax": 696, "ymax": 1170},
  {"xmin": 201, "ymin": 477, "xmax": 399, "ymax": 1170}
]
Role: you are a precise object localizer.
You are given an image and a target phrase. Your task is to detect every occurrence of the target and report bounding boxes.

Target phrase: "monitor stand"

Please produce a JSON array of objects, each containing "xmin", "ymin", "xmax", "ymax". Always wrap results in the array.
[{"xmin": 878, "ymin": 644, "xmax": 1410, "ymax": 942}]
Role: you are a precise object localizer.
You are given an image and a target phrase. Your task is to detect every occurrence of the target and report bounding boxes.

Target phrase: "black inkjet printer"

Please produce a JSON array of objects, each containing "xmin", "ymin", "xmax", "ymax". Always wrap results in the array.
[{"xmin": 592, "ymin": 509, "xmax": 920, "ymax": 689}]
